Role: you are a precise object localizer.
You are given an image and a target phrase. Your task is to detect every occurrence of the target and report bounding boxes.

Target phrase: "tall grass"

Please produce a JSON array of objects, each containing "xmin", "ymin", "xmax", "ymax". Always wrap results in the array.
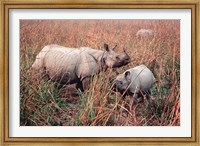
[{"xmin": 20, "ymin": 20, "xmax": 180, "ymax": 126}]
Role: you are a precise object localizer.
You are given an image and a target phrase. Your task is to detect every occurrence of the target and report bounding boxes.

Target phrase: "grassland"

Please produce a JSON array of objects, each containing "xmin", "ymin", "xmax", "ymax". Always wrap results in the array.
[{"xmin": 20, "ymin": 20, "xmax": 180, "ymax": 126}]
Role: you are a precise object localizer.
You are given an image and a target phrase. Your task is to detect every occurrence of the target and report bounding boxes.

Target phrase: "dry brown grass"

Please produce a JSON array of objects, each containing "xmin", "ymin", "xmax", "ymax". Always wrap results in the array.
[{"xmin": 20, "ymin": 20, "xmax": 180, "ymax": 126}]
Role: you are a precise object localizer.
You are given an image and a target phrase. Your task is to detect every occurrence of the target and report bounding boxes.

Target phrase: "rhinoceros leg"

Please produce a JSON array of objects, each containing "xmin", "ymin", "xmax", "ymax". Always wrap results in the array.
[
  {"xmin": 146, "ymin": 89, "xmax": 152, "ymax": 109},
  {"xmin": 82, "ymin": 77, "xmax": 91, "ymax": 91},
  {"xmin": 138, "ymin": 90, "xmax": 151, "ymax": 104},
  {"xmin": 132, "ymin": 86, "xmax": 141, "ymax": 103},
  {"xmin": 76, "ymin": 81, "xmax": 84, "ymax": 92},
  {"xmin": 132, "ymin": 92, "xmax": 139, "ymax": 104}
]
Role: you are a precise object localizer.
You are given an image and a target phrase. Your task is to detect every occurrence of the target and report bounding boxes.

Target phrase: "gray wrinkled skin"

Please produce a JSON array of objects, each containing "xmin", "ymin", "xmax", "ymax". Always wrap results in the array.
[
  {"xmin": 113, "ymin": 65, "xmax": 155, "ymax": 103},
  {"xmin": 32, "ymin": 44, "xmax": 131, "ymax": 91}
]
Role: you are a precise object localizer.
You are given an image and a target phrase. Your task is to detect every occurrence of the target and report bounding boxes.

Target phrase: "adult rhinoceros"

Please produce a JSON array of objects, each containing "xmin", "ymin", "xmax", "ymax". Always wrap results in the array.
[{"xmin": 32, "ymin": 44, "xmax": 131, "ymax": 91}]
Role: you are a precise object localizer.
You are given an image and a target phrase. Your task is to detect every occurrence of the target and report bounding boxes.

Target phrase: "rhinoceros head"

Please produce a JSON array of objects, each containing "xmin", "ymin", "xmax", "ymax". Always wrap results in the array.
[
  {"xmin": 112, "ymin": 71, "xmax": 131, "ymax": 94},
  {"xmin": 103, "ymin": 44, "xmax": 131, "ymax": 68}
]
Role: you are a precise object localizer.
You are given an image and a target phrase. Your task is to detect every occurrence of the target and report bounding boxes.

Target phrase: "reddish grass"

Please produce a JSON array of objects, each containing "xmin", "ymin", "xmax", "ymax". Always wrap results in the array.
[{"xmin": 20, "ymin": 20, "xmax": 180, "ymax": 126}]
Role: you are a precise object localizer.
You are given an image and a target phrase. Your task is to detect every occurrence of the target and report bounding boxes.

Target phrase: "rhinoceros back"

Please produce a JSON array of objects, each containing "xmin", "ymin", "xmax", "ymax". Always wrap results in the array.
[
  {"xmin": 42, "ymin": 45, "xmax": 80, "ymax": 83},
  {"xmin": 76, "ymin": 48, "xmax": 100, "ymax": 80},
  {"xmin": 32, "ymin": 45, "xmax": 101, "ymax": 84},
  {"xmin": 129, "ymin": 65, "xmax": 155, "ymax": 93}
]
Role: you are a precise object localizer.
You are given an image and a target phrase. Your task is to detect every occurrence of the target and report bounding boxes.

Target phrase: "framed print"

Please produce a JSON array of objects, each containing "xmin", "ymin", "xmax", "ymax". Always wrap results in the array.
[{"xmin": 0, "ymin": 0, "xmax": 199, "ymax": 145}]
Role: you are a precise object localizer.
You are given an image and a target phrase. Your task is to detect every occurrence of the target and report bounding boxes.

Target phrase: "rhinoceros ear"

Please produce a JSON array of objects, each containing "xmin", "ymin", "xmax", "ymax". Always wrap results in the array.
[
  {"xmin": 125, "ymin": 71, "xmax": 131, "ymax": 79},
  {"xmin": 112, "ymin": 44, "xmax": 117, "ymax": 50},
  {"xmin": 123, "ymin": 48, "xmax": 127, "ymax": 53},
  {"xmin": 104, "ymin": 44, "xmax": 110, "ymax": 52}
]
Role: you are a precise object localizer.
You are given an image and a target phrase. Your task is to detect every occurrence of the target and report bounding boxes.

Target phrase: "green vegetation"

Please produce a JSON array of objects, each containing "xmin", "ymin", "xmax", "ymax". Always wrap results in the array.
[{"xmin": 20, "ymin": 20, "xmax": 180, "ymax": 126}]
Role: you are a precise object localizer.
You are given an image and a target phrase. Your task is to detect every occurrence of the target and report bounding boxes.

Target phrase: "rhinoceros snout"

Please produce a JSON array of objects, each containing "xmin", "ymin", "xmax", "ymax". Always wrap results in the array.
[
  {"xmin": 111, "ymin": 80, "xmax": 118, "ymax": 91},
  {"xmin": 111, "ymin": 80, "xmax": 123, "ymax": 92},
  {"xmin": 124, "ymin": 57, "xmax": 131, "ymax": 64},
  {"xmin": 112, "ymin": 80, "xmax": 123, "ymax": 91}
]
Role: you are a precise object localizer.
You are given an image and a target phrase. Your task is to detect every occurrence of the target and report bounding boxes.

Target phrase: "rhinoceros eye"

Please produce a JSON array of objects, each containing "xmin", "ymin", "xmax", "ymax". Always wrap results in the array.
[{"xmin": 116, "ymin": 56, "xmax": 120, "ymax": 60}]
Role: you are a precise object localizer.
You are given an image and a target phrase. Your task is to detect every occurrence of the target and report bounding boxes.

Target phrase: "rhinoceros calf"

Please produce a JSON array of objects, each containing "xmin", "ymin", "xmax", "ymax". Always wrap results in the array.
[
  {"xmin": 32, "ymin": 44, "xmax": 131, "ymax": 91},
  {"xmin": 112, "ymin": 65, "xmax": 155, "ymax": 103},
  {"xmin": 136, "ymin": 29, "xmax": 154, "ymax": 38}
]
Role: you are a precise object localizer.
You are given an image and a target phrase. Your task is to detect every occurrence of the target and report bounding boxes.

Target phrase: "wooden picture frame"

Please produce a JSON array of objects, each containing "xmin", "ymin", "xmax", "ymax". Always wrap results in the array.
[{"xmin": 0, "ymin": 0, "xmax": 199, "ymax": 145}]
